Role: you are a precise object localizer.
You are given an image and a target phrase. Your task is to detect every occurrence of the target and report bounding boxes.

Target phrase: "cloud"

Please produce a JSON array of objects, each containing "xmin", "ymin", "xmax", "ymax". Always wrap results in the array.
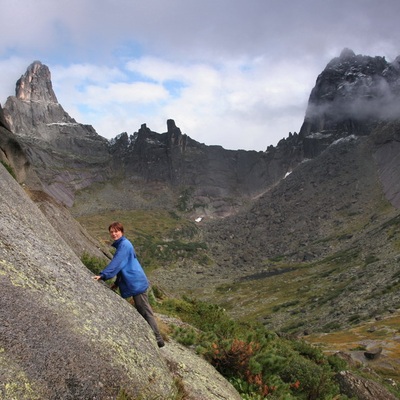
[
  {"xmin": 1, "ymin": 0, "xmax": 400, "ymax": 150},
  {"xmin": 44, "ymin": 55, "xmax": 314, "ymax": 149}
]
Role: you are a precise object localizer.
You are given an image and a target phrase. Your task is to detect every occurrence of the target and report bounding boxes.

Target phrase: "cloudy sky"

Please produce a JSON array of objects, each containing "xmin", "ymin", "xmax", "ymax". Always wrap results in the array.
[{"xmin": 1, "ymin": 0, "xmax": 399, "ymax": 151}]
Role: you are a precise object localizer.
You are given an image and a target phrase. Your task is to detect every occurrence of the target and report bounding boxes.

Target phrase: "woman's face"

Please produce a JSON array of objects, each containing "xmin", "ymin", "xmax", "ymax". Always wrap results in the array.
[{"xmin": 109, "ymin": 228, "xmax": 123, "ymax": 241}]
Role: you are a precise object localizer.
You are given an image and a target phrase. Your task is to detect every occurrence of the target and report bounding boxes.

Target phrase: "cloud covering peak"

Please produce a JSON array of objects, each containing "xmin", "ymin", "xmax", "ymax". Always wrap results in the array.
[{"xmin": 1, "ymin": 0, "xmax": 400, "ymax": 150}]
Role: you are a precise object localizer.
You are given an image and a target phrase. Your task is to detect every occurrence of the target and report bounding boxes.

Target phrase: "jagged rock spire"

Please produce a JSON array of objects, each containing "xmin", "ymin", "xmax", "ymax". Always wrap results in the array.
[{"xmin": 16, "ymin": 61, "xmax": 58, "ymax": 103}]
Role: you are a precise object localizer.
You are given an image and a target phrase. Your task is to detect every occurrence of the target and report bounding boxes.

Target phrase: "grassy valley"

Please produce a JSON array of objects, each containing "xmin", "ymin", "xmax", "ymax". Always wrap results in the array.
[{"xmin": 76, "ymin": 207, "xmax": 400, "ymax": 394}]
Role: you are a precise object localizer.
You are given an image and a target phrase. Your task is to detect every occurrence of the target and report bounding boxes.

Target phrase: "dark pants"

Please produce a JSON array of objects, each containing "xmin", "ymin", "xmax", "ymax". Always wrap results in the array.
[{"xmin": 132, "ymin": 292, "xmax": 163, "ymax": 343}]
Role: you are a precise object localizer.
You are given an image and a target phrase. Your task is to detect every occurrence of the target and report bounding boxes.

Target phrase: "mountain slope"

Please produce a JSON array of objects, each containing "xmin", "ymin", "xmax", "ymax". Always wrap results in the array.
[{"xmin": 200, "ymin": 125, "xmax": 400, "ymax": 329}]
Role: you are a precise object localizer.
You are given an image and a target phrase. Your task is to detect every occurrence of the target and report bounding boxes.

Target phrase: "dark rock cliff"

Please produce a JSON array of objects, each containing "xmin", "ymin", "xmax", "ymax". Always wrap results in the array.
[
  {"xmin": 107, "ymin": 120, "xmax": 303, "ymax": 217},
  {"xmin": 300, "ymin": 48, "xmax": 400, "ymax": 157}
]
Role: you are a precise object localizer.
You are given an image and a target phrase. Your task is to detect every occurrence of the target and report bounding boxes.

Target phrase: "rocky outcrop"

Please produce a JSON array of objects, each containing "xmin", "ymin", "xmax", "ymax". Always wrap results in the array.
[
  {"xmin": 3, "ymin": 61, "xmax": 112, "ymax": 207},
  {"xmin": 336, "ymin": 371, "xmax": 398, "ymax": 400},
  {"xmin": 0, "ymin": 103, "xmax": 40, "ymax": 186},
  {"xmin": 300, "ymin": 48, "xmax": 400, "ymax": 157},
  {"xmin": 0, "ymin": 159, "xmax": 241, "ymax": 400},
  {"xmin": 106, "ymin": 120, "xmax": 303, "ymax": 217}
]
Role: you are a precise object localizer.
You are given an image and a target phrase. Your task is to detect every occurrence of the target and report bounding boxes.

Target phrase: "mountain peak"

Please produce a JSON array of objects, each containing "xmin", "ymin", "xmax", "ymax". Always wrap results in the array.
[
  {"xmin": 16, "ymin": 60, "xmax": 58, "ymax": 103},
  {"xmin": 339, "ymin": 47, "xmax": 355, "ymax": 60}
]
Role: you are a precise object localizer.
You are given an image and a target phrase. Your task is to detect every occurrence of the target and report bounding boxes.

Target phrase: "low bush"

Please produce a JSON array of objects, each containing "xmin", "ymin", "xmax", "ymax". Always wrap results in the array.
[
  {"xmin": 81, "ymin": 252, "xmax": 108, "ymax": 275},
  {"xmin": 156, "ymin": 296, "xmax": 348, "ymax": 399}
]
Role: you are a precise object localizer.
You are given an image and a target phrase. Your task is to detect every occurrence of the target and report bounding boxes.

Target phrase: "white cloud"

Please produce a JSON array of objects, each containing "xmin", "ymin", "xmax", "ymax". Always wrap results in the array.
[
  {"xmin": 43, "ymin": 55, "xmax": 314, "ymax": 150},
  {"xmin": 1, "ymin": 0, "xmax": 400, "ymax": 150}
]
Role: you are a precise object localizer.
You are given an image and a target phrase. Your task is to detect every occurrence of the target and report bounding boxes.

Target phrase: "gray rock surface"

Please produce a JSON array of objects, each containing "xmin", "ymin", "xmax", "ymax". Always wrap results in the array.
[
  {"xmin": 0, "ymin": 162, "xmax": 241, "ymax": 399},
  {"xmin": 336, "ymin": 370, "xmax": 398, "ymax": 400},
  {"xmin": 3, "ymin": 61, "xmax": 112, "ymax": 207}
]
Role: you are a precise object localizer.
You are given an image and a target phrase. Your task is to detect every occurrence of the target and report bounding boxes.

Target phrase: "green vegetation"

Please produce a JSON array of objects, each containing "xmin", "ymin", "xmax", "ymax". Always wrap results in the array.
[
  {"xmin": 81, "ymin": 251, "xmax": 108, "ymax": 275},
  {"xmin": 77, "ymin": 210, "xmax": 210, "ymax": 272},
  {"xmin": 176, "ymin": 186, "xmax": 194, "ymax": 212},
  {"xmin": 78, "ymin": 209, "xmax": 400, "ymax": 397},
  {"xmin": 116, "ymin": 378, "xmax": 186, "ymax": 400},
  {"xmin": 155, "ymin": 295, "xmax": 349, "ymax": 399},
  {"xmin": 1, "ymin": 160, "xmax": 16, "ymax": 180}
]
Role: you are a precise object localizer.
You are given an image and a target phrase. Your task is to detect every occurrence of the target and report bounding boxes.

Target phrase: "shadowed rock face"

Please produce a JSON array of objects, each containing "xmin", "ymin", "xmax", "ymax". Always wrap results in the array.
[
  {"xmin": 0, "ymin": 104, "xmax": 40, "ymax": 185},
  {"xmin": 300, "ymin": 48, "xmax": 400, "ymax": 157},
  {"xmin": 110, "ymin": 121, "xmax": 301, "ymax": 199}
]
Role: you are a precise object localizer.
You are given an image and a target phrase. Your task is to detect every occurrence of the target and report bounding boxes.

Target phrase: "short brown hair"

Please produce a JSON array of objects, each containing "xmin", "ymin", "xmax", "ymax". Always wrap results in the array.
[{"xmin": 109, "ymin": 221, "xmax": 124, "ymax": 233}]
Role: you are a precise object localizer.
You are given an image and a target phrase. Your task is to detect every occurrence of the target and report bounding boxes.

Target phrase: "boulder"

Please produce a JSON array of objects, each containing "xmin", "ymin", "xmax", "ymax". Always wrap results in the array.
[{"xmin": 336, "ymin": 371, "xmax": 398, "ymax": 400}]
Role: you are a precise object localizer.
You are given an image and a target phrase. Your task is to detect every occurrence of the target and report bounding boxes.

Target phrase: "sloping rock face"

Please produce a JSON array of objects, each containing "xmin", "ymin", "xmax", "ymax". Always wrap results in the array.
[
  {"xmin": 0, "ymin": 163, "xmax": 175, "ymax": 399},
  {"xmin": 0, "ymin": 162, "xmax": 242, "ymax": 400},
  {"xmin": 3, "ymin": 61, "xmax": 112, "ymax": 207},
  {"xmin": 300, "ymin": 48, "xmax": 400, "ymax": 157},
  {"xmin": 0, "ymin": 103, "xmax": 40, "ymax": 185}
]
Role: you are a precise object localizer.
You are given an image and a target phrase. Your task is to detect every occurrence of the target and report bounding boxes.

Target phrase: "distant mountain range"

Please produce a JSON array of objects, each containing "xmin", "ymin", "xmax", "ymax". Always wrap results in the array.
[
  {"xmin": 1, "ymin": 49, "xmax": 400, "ymax": 336},
  {"xmin": 2, "ymin": 49, "xmax": 400, "ymax": 398}
]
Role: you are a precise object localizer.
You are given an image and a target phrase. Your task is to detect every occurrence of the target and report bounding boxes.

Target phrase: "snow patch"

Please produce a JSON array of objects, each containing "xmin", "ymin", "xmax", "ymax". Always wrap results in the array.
[
  {"xmin": 331, "ymin": 135, "xmax": 357, "ymax": 146},
  {"xmin": 46, "ymin": 122, "xmax": 79, "ymax": 127},
  {"xmin": 305, "ymin": 132, "xmax": 332, "ymax": 140},
  {"xmin": 284, "ymin": 171, "xmax": 292, "ymax": 179}
]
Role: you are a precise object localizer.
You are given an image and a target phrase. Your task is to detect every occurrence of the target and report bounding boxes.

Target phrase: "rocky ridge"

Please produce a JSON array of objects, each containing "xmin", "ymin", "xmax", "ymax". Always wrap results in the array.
[
  {"xmin": 4, "ymin": 61, "xmax": 305, "ymax": 216},
  {"xmin": 300, "ymin": 48, "xmax": 400, "ymax": 157}
]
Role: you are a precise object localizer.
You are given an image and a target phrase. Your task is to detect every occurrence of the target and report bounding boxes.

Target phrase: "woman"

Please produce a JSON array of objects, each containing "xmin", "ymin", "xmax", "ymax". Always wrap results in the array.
[{"xmin": 93, "ymin": 221, "xmax": 164, "ymax": 348}]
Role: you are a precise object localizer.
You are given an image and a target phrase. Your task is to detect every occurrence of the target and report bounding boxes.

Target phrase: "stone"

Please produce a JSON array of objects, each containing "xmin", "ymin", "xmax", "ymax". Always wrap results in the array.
[
  {"xmin": 364, "ymin": 347, "xmax": 382, "ymax": 360},
  {"xmin": 336, "ymin": 370, "xmax": 398, "ymax": 400}
]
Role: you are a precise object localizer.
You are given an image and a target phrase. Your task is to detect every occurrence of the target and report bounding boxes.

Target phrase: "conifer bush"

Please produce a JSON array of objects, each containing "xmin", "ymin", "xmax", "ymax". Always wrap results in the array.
[
  {"xmin": 156, "ymin": 296, "xmax": 348, "ymax": 399},
  {"xmin": 81, "ymin": 252, "xmax": 108, "ymax": 274}
]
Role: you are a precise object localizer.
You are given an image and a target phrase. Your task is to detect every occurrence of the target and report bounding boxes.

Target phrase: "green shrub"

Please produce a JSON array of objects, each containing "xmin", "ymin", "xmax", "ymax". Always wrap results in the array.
[
  {"xmin": 171, "ymin": 326, "xmax": 198, "ymax": 346},
  {"xmin": 290, "ymin": 340, "xmax": 324, "ymax": 363},
  {"xmin": 81, "ymin": 252, "xmax": 108, "ymax": 275},
  {"xmin": 157, "ymin": 295, "xmax": 346, "ymax": 399},
  {"xmin": 1, "ymin": 161, "xmax": 16, "ymax": 180},
  {"xmin": 280, "ymin": 357, "xmax": 339, "ymax": 400},
  {"xmin": 327, "ymin": 354, "xmax": 347, "ymax": 372}
]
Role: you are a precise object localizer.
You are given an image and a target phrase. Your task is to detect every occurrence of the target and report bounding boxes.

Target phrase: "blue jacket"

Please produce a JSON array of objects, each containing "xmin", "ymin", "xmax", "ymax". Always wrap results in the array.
[{"xmin": 100, "ymin": 236, "xmax": 149, "ymax": 298}]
